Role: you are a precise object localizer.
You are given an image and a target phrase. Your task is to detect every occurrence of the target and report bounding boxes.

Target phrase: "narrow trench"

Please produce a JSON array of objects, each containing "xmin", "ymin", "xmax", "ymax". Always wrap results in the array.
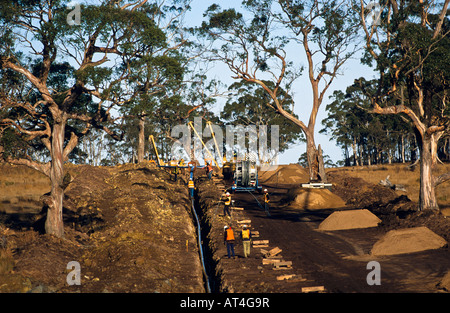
[{"xmin": 191, "ymin": 187, "xmax": 221, "ymax": 293}]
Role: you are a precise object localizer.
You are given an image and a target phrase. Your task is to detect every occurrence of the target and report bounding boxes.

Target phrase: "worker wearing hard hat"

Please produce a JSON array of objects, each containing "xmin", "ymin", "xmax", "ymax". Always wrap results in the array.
[
  {"xmin": 221, "ymin": 192, "xmax": 232, "ymax": 217},
  {"xmin": 224, "ymin": 225, "xmax": 236, "ymax": 259},
  {"xmin": 241, "ymin": 225, "xmax": 252, "ymax": 258},
  {"xmin": 188, "ymin": 179, "xmax": 195, "ymax": 199},
  {"xmin": 205, "ymin": 162, "xmax": 213, "ymax": 180},
  {"xmin": 263, "ymin": 189, "xmax": 270, "ymax": 216},
  {"xmin": 178, "ymin": 159, "xmax": 186, "ymax": 176}
]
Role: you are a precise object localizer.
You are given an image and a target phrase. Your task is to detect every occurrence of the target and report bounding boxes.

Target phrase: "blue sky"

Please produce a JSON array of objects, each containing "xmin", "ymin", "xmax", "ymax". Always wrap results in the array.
[
  {"xmin": 184, "ymin": 0, "xmax": 377, "ymax": 165},
  {"xmin": 52, "ymin": 0, "xmax": 376, "ymax": 165}
]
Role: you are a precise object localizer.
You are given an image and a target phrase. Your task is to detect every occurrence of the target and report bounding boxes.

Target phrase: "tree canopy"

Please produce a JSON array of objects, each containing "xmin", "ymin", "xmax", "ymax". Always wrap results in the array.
[{"xmin": 0, "ymin": 0, "xmax": 449, "ymax": 237}]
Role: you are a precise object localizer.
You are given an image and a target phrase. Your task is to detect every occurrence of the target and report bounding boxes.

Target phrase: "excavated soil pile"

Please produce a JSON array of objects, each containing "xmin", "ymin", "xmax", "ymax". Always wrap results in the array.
[
  {"xmin": 318, "ymin": 209, "xmax": 381, "ymax": 231},
  {"xmin": 326, "ymin": 170, "xmax": 400, "ymax": 209},
  {"xmin": 259, "ymin": 164, "xmax": 309, "ymax": 185},
  {"xmin": 438, "ymin": 272, "xmax": 450, "ymax": 291},
  {"xmin": 0, "ymin": 163, "xmax": 205, "ymax": 293},
  {"xmin": 326, "ymin": 170, "xmax": 418, "ymax": 225},
  {"xmin": 371, "ymin": 226, "xmax": 447, "ymax": 256},
  {"xmin": 287, "ymin": 187, "xmax": 346, "ymax": 210}
]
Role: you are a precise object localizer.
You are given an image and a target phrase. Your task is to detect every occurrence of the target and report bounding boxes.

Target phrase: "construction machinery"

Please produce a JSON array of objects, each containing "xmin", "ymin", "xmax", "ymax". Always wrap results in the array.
[
  {"xmin": 222, "ymin": 157, "xmax": 233, "ymax": 180},
  {"xmin": 149, "ymin": 123, "xmax": 263, "ymax": 194},
  {"xmin": 231, "ymin": 154, "xmax": 262, "ymax": 193},
  {"xmin": 188, "ymin": 121, "xmax": 220, "ymax": 168},
  {"xmin": 149, "ymin": 135, "xmax": 163, "ymax": 167},
  {"xmin": 301, "ymin": 182, "xmax": 333, "ymax": 189}
]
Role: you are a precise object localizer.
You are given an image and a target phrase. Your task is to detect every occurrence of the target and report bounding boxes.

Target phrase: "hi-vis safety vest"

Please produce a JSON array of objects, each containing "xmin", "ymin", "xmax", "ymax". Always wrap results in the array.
[
  {"xmin": 226, "ymin": 228, "xmax": 235, "ymax": 241},
  {"xmin": 264, "ymin": 193, "xmax": 270, "ymax": 203},
  {"xmin": 224, "ymin": 196, "xmax": 231, "ymax": 205},
  {"xmin": 188, "ymin": 180, "xmax": 194, "ymax": 189},
  {"xmin": 242, "ymin": 229, "xmax": 250, "ymax": 240}
]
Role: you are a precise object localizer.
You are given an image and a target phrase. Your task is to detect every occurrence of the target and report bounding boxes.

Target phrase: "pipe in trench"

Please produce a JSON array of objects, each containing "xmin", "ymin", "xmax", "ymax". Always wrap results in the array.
[{"xmin": 191, "ymin": 198, "xmax": 212, "ymax": 293}]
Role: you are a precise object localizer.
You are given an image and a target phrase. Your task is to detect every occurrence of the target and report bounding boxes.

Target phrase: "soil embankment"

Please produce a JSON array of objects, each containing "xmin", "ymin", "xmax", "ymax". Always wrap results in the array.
[
  {"xmin": 0, "ymin": 163, "xmax": 204, "ymax": 293},
  {"xmin": 195, "ymin": 164, "xmax": 450, "ymax": 293},
  {"xmin": 1, "ymin": 162, "xmax": 449, "ymax": 293},
  {"xmin": 196, "ymin": 177, "xmax": 320, "ymax": 293}
]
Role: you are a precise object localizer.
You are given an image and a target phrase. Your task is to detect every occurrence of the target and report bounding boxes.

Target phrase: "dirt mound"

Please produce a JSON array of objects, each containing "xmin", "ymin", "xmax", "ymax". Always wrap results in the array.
[
  {"xmin": 318, "ymin": 209, "xmax": 381, "ymax": 231},
  {"xmin": 259, "ymin": 164, "xmax": 309, "ymax": 185},
  {"xmin": 371, "ymin": 226, "xmax": 447, "ymax": 256},
  {"xmin": 326, "ymin": 170, "xmax": 418, "ymax": 227},
  {"xmin": 438, "ymin": 271, "xmax": 450, "ymax": 291},
  {"xmin": 441, "ymin": 208, "xmax": 450, "ymax": 217},
  {"xmin": 0, "ymin": 163, "xmax": 205, "ymax": 293},
  {"xmin": 288, "ymin": 187, "xmax": 346, "ymax": 210},
  {"xmin": 327, "ymin": 171, "xmax": 399, "ymax": 208}
]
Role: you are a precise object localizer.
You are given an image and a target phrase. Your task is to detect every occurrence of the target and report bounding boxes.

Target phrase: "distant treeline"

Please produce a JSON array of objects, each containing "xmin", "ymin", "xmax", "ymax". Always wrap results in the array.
[{"xmin": 320, "ymin": 81, "xmax": 450, "ymax": 167}]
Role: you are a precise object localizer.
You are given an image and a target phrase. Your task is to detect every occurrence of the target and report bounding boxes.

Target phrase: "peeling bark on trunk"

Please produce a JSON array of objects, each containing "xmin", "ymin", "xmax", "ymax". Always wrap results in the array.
[
  {"xmin": 317, "ymin": 144, "xmax": 327, "ymax": 183},
  {"xmin": 418, "ymin": 134, "xmax": 439, "ymax": 211},
  {"xmin": 352, "ymin": 138, "xmax": 359, "ymax": 166},
  {"xmin": 45, "ymin": 121, "xmax": 65, "ymax": 237},
  {"xmin": 137, "ymin": 115, "xmax": 145, "ymax": 163},
  {"xmin": 307, "ymin": 143, "xmax": 319, "ymax": 182},
  {"xmin": 305, "ymin": 133, "xmax": 326, "ymax": 183}
]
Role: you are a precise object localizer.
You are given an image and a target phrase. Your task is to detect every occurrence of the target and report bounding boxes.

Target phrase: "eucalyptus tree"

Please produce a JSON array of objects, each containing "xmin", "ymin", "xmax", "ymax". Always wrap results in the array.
[
  {"xmin": 0, "ymin": 0, "xmax": 173, "ymax": 237},
  {"xmin": 222, "ymin": 79, "xmax": 303, "ymax": 163},
  {"xmin": 358, "ymin": 0, "xmax": 450, "ymax": 210},
  {"xmin": 200, "ymin": 0, "xmax": 360, "ymax": 183},
  {"xmin": 322, "ymin": 81, "xmax": 414, "ymax": 166},
  {"xmin": 117, "ymin": 0, "xmax": 197, "ymax": 163}
]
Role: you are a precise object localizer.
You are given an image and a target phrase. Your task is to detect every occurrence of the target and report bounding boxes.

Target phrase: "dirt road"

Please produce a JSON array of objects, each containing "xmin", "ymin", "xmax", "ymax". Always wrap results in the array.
[{"xmin": 204, "ymin": 181, "xmax": 450, "ymax": 293}]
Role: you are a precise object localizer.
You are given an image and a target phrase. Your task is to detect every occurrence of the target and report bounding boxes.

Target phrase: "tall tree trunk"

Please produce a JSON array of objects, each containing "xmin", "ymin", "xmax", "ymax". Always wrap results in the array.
[
  {"xmin": 317, "ymin": 144, "xmax": 327, "ymax": 183},
  {"xmin": 305, "ymin": 132, "xmax": 326, "ymax": 182},
  {"xmin": 443, "ymin": 137, "xmax": 449, "ymax": 161},
  {"xmin": 401, "ymin": 134, "xmax": 405, "ymax": 163},
  {"xmin": 418, "ymin": 133, "xmax": 439, "ymax": 211},
  {"xmin": 137, "ymin": 115, "xmax": 146, "ymax": 163},
  {"xmin": 352, "ymin": 138, "xmax": 359, "ymax": 166},
  {"xmin": 358, "ymin": 144, "xmax": 363, "ymax": 166},
  {"xmin": 45, "ymin": 121, "xmax": 65, "ymax": 237}
]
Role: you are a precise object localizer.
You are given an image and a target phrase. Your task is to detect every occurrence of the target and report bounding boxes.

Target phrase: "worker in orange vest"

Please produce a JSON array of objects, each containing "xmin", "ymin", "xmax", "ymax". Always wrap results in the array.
[
  {"xmin": 205, "ymin": 162, "xmax": 213, "ymax": 180},
  {"xmin": 223, "ymin": 225, "xmax": 236, "ymax": 259}
]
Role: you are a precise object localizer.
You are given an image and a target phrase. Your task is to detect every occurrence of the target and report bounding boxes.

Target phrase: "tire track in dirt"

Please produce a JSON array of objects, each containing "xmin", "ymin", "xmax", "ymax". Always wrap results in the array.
[{"xmin": 230, "ymin": 187, "xmax": 450, "ymax": 293}]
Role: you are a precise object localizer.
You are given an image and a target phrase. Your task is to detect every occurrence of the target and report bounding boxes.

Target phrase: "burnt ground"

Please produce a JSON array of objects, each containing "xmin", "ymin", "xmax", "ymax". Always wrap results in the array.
[{"xmin": 198, "ymin": 172, "xmax": 450, "ymax": 293}]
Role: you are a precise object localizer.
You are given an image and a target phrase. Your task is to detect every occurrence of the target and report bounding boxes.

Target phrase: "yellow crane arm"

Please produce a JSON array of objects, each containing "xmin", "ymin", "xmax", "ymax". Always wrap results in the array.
[
  {"xmin": 188, "ymin": 121, "xmax": 219, "ymax": 168},
  {"xmin": 207, "ymin": 121, "xmax": 223, "ymax": 164},
  {"xmin": 149, "ymin": 135, "xmax": 162, "ymax": 166}
]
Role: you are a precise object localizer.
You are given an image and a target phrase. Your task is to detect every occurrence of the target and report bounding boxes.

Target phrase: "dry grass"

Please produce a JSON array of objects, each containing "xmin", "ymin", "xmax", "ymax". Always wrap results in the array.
[
  {"xmin": 1, "ymin": 161, "xmax": 449, "ymax": 214},
  {"xmin": 327, "ymin": 163, "xmax": 450, "ymax": 208},
  {"xmin": 0, "ymin": 164, "xmax": 50, "ymax": 213}
]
